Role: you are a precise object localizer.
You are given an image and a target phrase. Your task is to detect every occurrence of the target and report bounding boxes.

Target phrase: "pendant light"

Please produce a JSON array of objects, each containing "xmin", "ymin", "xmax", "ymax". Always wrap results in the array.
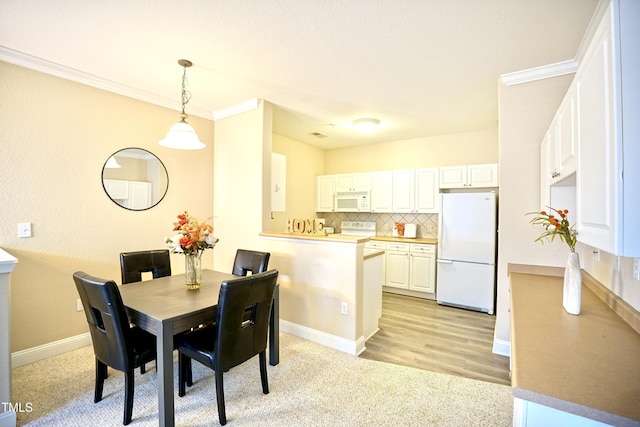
[
  {"xmin": 104, "ymin": 156, "xmax": 122, "ymax": 168},
  {"xmin": 159, "ymin": 59, "xmax": 206, "ymax": 150}
]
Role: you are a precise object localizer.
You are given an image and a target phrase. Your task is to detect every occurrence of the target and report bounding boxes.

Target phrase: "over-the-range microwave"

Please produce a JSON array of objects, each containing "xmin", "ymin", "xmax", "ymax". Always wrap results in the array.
[{"xmin": 334, "ymin": 191, "xmax": 370, "ymax": 212}]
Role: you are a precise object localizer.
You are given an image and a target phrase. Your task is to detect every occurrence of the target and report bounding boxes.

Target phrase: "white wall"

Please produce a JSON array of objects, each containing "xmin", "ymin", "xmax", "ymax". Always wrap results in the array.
[
  {"xmin": 494, "ymin": 74, "xmax": 575, "ymax": 352},
  {"xmin": 212, "ymin": 101, "xmax": 272, "ymax": 271}
]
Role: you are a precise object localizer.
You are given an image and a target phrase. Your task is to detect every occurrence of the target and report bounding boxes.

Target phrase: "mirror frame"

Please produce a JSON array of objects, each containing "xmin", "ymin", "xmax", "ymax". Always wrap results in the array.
[{"xmin": 101, "ymin": 147, "xmax": 169, "ymax": 211}]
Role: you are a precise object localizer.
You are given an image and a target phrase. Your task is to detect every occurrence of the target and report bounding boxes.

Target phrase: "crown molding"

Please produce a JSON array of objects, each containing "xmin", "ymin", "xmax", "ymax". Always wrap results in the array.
[
  {"xmin": 0, "ymin": 46, "xmax": 213, "ymax": 119},
  {"xmin": 212, "ymin": 98, "xmax": 262, "ymax": 121},
  {"xmin": 500, "ymin": 59, "xmax": 578, "ymax": 86}
]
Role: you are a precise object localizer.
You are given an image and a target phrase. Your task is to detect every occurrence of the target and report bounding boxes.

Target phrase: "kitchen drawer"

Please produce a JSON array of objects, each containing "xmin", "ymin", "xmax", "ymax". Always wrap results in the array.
[
  {"xmin": 410, "ymin": 244, "xmax": 436, "ymax": 254},
  {"xmin": 365, "ymin": 241, "xmax": 386, "ymax": 250},
  {"xmin": 386, "ymin": 242, "xmax": 409, "ymax": 252}
]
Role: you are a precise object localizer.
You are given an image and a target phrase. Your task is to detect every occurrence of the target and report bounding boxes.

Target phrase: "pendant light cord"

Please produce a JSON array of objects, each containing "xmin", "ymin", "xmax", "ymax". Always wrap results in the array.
[{"xmin": 180, "ymin": 64, "xmax": 192, "ymax": 115}]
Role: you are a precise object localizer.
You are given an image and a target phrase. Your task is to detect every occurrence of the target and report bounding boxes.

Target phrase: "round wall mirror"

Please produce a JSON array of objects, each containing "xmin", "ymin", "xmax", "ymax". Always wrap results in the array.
[{"xmin": 101, "ymin": 148, "xmax": 169, "ymax": 211}]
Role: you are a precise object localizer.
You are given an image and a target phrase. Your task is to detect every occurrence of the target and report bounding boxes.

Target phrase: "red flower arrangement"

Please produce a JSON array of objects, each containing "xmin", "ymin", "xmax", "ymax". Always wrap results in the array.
[
  {"xmin": 165, "ymin": 211, "xmax": 218, "ymax": 255},
  {"xmin": 527, "ymin": 207, "xmax": 576, "ymax": 252}
]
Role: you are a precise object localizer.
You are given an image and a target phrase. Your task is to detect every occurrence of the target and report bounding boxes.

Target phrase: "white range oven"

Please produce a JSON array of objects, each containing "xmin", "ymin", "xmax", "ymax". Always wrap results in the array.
[{"xmin": 340, "ymin": 221, "xmax": 379, "ymax": 255}]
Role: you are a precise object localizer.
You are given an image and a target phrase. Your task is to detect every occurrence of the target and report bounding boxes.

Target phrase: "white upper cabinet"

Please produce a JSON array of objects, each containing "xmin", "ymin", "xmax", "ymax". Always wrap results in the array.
[
  {"xmin": 334, "ymin": 173, "xmax": 371, "ymax": 192},
  {"xmin": 414, "ymin": 168, "xmax": 439, "ymax": 213},
  {"xmin": 391, "ymin": 168, "xmax": 439, "ymax": 213},
  {"xmin": 556, "ymin": 84, "xmax": 577, "ymax": 181},
  {"xmin": 103, "ymin": 179, "xmax": 129, "ymax": 200},
  {"xmin": 316, "ymin": 175, "xmax": 335, "ymax": 212},
  {"xmin": 542, "ymin": 83, "xmax": 578, "ymax": 188},
  {"xmin": 392, "ymin": 169, "xmax": 415, "ymax": 213},
  {"xmin": 576, "ymin": 0, "xmax": 640, "ymax": 256},
  {"xmin": 370, "ymin": 171, "xmax": 393, "ymax": 213},
  {"xmin": 439, "ymin": 164, "xmax": 498, "ymax": 189},
  {"xmin": 127, "ymin": 181, "xmax": 152, "ymax": 210}
]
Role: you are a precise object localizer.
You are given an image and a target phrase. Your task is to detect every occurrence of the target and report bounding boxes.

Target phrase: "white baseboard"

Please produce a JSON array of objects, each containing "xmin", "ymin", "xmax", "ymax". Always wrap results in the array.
[
  {"xmin": 492, "ymin": 338, "xmax": 511, "ymax": 357},
  {"xmin": 12, "ymin": 323, "xmax": 365, "ymax": 368},
  {"xmin": 11, "ymin": 333, "xmax": 92, "ymax": 368},
  {"xmin": 280, "ymin": 320, "xmax": 363, "ymax": 356},
  {"xmin": 0, "ymin": 410, "xmax": 16, "ymax": 427}
]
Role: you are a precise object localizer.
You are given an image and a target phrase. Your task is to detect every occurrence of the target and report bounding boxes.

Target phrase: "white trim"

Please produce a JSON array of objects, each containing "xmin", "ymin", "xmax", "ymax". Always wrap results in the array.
[
  {"xmin": 0, "ymin": 46, "xmax": 212, "ymax": 120},
  {"xmin": 11, "ymin": 333, "xmax": 92, "ymax": 368},
  {"xmin": 280, "ymin": 320, "xmax": 363, "ymax": 356},
  {"xmin": 500, "ymin": 59, "xmax": 578, "ymax": 86},
  {"xmin": 492, "ymin": 338, "xmax": 511, "ymax": 357},
  {"xmin": 0, "ymin": 249, "xmax": 18, "ymax": 274},
  {"xmin": 212, "ymin": 98, "xmax": 261, "ymax": 121},
  {"xmin": 0, "ymin": 410, "xmax": 16, "ymax": 427}
]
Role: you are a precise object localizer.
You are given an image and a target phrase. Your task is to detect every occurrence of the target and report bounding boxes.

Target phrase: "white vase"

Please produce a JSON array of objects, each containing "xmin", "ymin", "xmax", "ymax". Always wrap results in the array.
[{"xmin": 563, "ymin": 252, "xmax": 581, "ymax": 315}]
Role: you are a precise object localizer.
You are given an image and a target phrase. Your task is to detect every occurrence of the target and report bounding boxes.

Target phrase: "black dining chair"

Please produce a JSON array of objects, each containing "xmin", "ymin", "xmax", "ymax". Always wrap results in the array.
[
  {"xmin": 176, "ymin": 269, "xmax": 279, "ymax": 426},
  {"xmin": 119, "ymin": 249, "xmax": 171, "ymax": 284},
  {"xmin": 73, "ymin": 271, "xmax": 157, "ymax": 426},
  {"xmin": 119, "ymin": 249, "xmax": 171, "ymax": 374},
  {"xmin": 231, "ymin": 249, "xmax": 270, "ymax": 276}
]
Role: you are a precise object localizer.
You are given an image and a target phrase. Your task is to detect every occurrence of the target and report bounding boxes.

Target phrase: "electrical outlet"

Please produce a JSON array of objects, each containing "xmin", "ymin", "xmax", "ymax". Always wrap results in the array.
[
  {"xmin": 76, "ymin": 298, "xmax": 84, "ymax": 312},
  {"xmin": 634, "ymin": 258, "xmax": 640, "ymax": 281},
  {"xmin": 18, "ymin": 222, "xmax": 32, "ymax": 238},
  {"xmin": 340, "ymin": 302, "xmax": 348, "ymax": 315}
]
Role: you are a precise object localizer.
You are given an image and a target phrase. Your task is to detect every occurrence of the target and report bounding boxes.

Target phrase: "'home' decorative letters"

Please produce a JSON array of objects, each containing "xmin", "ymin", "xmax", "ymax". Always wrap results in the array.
[{"xmin": 286, "ymin": 218, "xmax": 325, "ymax": 235}]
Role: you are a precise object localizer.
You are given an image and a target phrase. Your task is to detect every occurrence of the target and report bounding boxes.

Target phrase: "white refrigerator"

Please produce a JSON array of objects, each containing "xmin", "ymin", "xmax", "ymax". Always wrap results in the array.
[{"xmin": 436, "ymin": 192, "xmax": 497, "ymax": 314}]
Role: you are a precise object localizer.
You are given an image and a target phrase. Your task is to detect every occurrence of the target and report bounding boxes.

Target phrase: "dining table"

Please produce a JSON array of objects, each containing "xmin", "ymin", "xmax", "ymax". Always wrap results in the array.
[{"xmin": 119, "ymin": 269, "xmax": 280, "ymax": 427}]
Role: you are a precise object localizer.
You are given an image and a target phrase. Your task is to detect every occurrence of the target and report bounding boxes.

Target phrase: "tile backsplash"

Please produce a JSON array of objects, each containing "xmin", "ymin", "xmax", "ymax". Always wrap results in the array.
[{"xmin": 319, "ymin": 212, "xmax": 438, "ymax": 238}]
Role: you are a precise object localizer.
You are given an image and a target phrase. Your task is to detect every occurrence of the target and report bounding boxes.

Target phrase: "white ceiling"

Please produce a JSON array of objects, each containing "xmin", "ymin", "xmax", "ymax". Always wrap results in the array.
[{"xmin": 0, "ymin": 0, "xmax": 599, "ymax": 149}]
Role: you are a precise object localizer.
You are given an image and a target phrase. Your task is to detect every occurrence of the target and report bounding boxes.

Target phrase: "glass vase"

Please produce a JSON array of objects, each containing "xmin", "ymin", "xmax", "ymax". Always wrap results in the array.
[
  {"xmin": 185, "ymin": 252, "xmax": 202, "ymax": 290},
  {"xmin": 563, "ymin": 251, "xmax": 581, "ymax": 315}
]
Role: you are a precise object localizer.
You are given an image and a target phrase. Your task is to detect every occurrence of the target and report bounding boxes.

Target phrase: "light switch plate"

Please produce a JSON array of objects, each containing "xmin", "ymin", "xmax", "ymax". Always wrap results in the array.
[{"xmin": 18, "ymin": 222, "xmax": 32, "ymax": 238}]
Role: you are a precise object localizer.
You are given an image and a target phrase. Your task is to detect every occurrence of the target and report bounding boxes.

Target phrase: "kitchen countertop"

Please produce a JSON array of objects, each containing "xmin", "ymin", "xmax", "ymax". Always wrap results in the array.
[
  {"xmin": 259, "ymin": 232, "xmax": 370, "ymax": 244},
  {"xmin": 370, "ymin": 236, "xmax": 438, "ymax": 245},
  {"xmin": 510, "ymin": 270, "xmax": 640, "ymax": 426},
  {"xmin": 363, "ymin": 249, "xmax": 385, "ymax": 260},
  {"xmin": 260, "ymin": 232, "xmax": 437, "ymax": 245}
]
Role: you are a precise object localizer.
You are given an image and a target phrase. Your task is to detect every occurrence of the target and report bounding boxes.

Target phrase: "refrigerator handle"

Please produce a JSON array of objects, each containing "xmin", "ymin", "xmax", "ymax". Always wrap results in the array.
[{"xmin": 437, "ymin": 259, "xmax": 453, "ymax": 264}]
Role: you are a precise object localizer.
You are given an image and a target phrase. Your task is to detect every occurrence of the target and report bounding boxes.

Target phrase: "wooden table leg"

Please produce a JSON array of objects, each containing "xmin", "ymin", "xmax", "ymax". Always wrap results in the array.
[
  {"xmin": 269, "ymin": 284, "xmax": 279, "ymax": 366},
  {"xmin": 157, "ymin": 321, "xmax": 174, "ymax": 426}
]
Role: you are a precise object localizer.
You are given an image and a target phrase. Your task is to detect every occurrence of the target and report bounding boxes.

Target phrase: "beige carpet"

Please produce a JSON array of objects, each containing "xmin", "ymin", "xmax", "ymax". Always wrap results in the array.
[{"xmin": 12, "ymin": 333, "xmax": 513, "ymax": 426}]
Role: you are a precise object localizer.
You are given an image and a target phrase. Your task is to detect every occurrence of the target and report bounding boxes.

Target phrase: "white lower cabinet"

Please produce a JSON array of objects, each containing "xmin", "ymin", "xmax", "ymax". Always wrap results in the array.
[
  {"xmin": 513, "ymin": 398, "xmax": 612, "ymax": 427},
  {"xmin": 385, "ymin": 242, "xmax": 410, "ymax": 289},
  {"xmin": 380, "ymin": 241, "xmax": 436, "ymax": 298},
  {"xmin": 409, "ymin": 244, "xmax": 436, "ymax": 293}
]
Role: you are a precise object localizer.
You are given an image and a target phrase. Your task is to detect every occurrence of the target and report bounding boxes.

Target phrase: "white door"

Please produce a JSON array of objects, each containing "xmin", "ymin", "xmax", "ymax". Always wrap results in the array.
[
  {"xmin": 436, "ymin": 260, "xmax": 494, "ymax": 314},
  {"xmin": 439, "ymin": 192, "xmax": 496, "ymax": 264},
  {"xmin": 385, "ymin": 251, "xmax": 409, "ymax": 289},
  {"xmin": 414, "ymin": 168, "xmax": 439, "ymax": 213},
  {"xmin": 370, "ymin": 171, "xmax": 393, "ymax": 213},
  {"xmin": 409, "ymin": 252, "xmax": 435, "ymax": 293}
]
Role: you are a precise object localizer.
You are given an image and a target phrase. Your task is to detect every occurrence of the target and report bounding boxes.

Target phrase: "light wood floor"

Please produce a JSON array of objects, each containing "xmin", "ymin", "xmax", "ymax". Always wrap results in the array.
[{"xmin": 360, "ymin": 292, "xmax": 511, "ymax": 386}]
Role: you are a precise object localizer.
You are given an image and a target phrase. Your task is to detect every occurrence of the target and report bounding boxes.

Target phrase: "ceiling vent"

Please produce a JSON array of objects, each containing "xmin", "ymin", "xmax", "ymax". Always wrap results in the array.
[{"xmin": 311, "ymin": 132, "xmax": 328, "ymax": 138}]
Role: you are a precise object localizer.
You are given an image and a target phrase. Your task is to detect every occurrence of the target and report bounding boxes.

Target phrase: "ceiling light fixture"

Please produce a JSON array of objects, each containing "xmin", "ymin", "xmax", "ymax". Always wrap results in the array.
[
  {"xmin": 159, "ymin": 59, "xmax": 205, "ymax": 150},
  {"xmin": 352, "ymin": 118, "xmax": 381, "ymax": 133}
]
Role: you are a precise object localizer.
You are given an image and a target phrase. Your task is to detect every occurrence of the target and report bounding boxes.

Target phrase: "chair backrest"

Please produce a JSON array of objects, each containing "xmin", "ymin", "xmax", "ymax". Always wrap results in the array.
[
  {"xmin": 120, "ymin": 249, "xmax": 171, "ymax": 284},
  {"xmin": 231, "ymin": 249, "xmax": 270, "ymax": 276},
  {"xmin": 215, "ymin": 269, "xmax": 278, "ymax": 372},
  {"xmin": 73, "ymin": 271, "xmax": 135, "ymax": 372}
]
